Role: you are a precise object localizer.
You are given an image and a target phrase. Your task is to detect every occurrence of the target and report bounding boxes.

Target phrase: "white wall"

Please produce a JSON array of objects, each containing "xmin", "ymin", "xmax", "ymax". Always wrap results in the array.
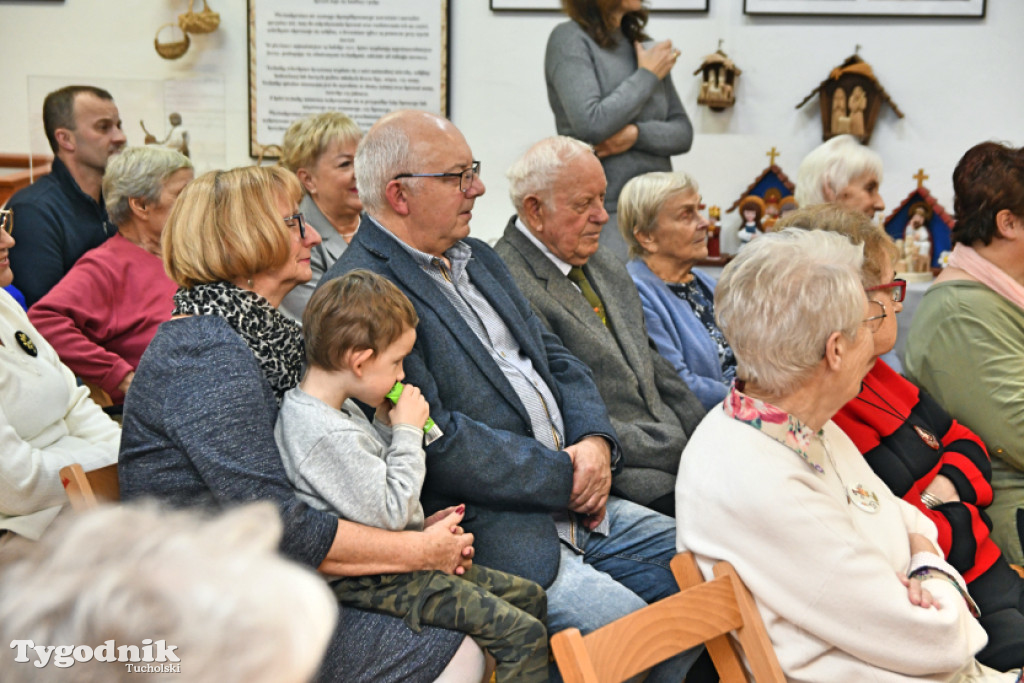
[{"xmin": 2, "ymin": 0, "xmax": 1022, "ymax": 243}]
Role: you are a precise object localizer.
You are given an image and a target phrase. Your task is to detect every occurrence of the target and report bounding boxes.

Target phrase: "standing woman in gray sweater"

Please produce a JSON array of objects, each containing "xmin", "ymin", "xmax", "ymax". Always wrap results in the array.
[{"xmin": 546, "ymin": 0, "xmax": 693, "ymax": 260}]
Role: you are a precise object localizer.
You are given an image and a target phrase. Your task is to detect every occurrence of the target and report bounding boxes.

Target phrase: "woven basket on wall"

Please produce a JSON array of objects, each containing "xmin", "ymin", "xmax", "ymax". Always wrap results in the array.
[
  {"xmin": 155, "ymin": 23, "xmax": 190, "ymax": 60},
  {"xmin": 178, "ymin": 0, "xmax": 220, "ymax": 34}
]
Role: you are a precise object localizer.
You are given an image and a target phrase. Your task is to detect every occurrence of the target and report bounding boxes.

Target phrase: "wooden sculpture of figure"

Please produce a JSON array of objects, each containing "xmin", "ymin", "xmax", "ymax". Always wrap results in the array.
[
  {"xmin": 693, "ymin": 45, "xmax": 741, "ymax": 111},
  {"xmin": 849, "ymin": 86, "xmax": 867, "ymax": 138},
  {"xmin": 707, "ymin": 205, "xmax": 721, "ymax": 257},
  {"xmin": 720, "ymin": 71, "xmax": 733, "ymax": 102},
  {"xmin": 738, "ymin": 196, "xmax": 764, "ymax": 245},
  {"xmin": 904, "ymin": 205, "xmax": 933, "ymax": 272},
  {"xmin": 140, "ymin": 112, "xmax": 190, "ymax": 158},
  {"xmin": 707, "ymin": 67, "xmax": 721, "ymax": 98},
  {"xmin": 832, "ymin": 87, "xmax": 851, "ymax": 136},
  {"xmin": 762, "ymin": 190, "xmax": 782, "ymax": 231},
  {"xmin": 698, "ymin": 73, "xmax": 710, "ymax": 102}
]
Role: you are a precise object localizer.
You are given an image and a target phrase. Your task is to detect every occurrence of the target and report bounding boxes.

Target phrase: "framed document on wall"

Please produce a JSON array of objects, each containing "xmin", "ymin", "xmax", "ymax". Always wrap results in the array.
[
  {"xmin": 744, "ymin": 0, "xmax": 984, "ymax": 17},
  {"xmin": 490, "ymin": 0, "xmax": 708, "ymax": 11},
  {"xmin": 248, "ymin": 0, "xmax": 449, "ymax": 158}
]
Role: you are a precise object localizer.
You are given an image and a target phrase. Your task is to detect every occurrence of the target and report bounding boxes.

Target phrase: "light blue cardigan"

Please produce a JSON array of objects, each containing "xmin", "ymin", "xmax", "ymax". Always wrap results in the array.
[{"xmin": 627, "ymin": 259, "xmax": 729, "ymax": 409}]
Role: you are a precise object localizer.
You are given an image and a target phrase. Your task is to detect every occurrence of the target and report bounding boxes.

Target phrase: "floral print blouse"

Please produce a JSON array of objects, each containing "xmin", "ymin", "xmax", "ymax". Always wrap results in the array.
[{"xmin": 723, "ymin": 383, "xmax": 826, "ymax": 475}]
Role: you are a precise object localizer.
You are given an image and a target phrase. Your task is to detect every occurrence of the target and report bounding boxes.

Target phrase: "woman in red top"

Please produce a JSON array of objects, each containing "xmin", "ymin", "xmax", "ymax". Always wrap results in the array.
[
  {"xmin": 28, "ymin": 146, "xmax": 192, "ymax": 406},
  {"xmin": 778, "ymin": 204, "xmax": 1024, "ymax": 671}
]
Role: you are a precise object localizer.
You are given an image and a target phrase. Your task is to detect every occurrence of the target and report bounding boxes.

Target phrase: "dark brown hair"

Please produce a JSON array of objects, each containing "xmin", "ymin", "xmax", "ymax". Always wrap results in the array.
[
  {"xmin": 561, "ymin": 0, "xmax": 649, "ymax": 49},
  {"xmin": 951, "ymin": 141, "xmax": 1024, "ymax": 246},
  {"xmin": 42, "ymin": 85, "xmax": 114, "ymax": 154},
  {"xmin": 303, "ymin": 270, "xmax": 419, "ymax": 371}
]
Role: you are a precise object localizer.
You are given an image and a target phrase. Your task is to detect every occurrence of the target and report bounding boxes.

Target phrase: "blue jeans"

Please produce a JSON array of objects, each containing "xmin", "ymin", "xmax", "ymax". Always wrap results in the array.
[{"xmin": 546, "ymin": 496, "xmax": 702, "ymax": 682}]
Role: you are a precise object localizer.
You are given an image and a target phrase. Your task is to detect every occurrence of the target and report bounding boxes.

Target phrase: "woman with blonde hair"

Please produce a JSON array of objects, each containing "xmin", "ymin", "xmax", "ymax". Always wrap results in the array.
[
  {"xmin": 119, "ymin": 165, "xmax": 484, "ymax": 682},
  {"xmin": 278, "ymin": 111, "xmax": 363, "ymax": 319},
  {"xmin": 619, "ymin": 171, "xmax": 735, "ymax": 409}
]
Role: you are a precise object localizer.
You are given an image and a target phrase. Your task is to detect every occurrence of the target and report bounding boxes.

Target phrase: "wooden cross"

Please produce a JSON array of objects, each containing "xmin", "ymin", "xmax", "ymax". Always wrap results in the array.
[
  {"xmin": 913, "ymin": 168, "xmax": 929, "ymax": 188},
  {"xmin": 766, "ymin": 147, "xmax": 780, "ymax": 166}
]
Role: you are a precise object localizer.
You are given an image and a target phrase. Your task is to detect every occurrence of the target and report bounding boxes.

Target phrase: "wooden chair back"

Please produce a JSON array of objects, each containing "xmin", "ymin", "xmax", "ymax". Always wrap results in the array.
[
  {"xmin": 59, "ymin": 463, "xmax": 120, "ymax": 512},
  {"xmin": 550, "ymin": 552, "xmax": 785, "ymax": 683},
  {"xmin": 84, "ymin": 381, "xmax": 114, "ymax": 408}
]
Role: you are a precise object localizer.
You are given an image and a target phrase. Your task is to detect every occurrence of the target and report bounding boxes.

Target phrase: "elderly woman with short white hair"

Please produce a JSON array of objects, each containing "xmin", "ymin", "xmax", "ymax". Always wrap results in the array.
[
  {"xmin": 29, "ymin": 145, "xmax": 193, "ymax": 405},
  {"xmin": 619, "ymin": 171, "xmax": 735, "ymax": 409},
  {"xmin": 796, "ymin": 134, "xmax": 885, "ymax": 219},
  {"xmin": 676, "ymin": 228, "xmax": 1020, "ymax": 682},
  {"xmin": 0, "ymin": 503, "xmax": 337, "ymax": 683}
]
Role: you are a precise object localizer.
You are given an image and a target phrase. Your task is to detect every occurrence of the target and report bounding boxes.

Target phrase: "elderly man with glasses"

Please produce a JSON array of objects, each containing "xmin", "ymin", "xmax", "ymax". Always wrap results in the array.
[{"xmin": 322, "ymin": 110, "xmax": 700, "ymax": 682}]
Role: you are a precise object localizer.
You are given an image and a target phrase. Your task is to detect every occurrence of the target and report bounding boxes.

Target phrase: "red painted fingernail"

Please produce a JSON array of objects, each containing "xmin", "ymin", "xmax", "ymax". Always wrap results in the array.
[{"xmin": 456, "ymin": 504, "xmax": 465, "ymax": 514}]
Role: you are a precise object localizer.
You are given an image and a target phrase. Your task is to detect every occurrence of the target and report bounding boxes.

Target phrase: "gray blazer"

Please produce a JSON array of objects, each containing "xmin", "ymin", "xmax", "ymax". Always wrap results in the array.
[
  {"xmin": 279, "ymin": 194, "xmax": 353, "ymax": 321},
  {"xmin": 495, "ymin": 217, "xmax": 705, "ymax": 511}
]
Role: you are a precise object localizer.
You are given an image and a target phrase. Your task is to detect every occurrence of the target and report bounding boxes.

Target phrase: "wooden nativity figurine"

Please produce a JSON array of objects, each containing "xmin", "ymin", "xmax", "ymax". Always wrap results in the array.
[
  {"xmin": 721, "ymin": 147, "xmax": 797, "ymax": 254},
  {"xmin": 883, "ymin": 169, "xmax": 955, "ymax": 280},
  {"xmin": 796, "ymin": 49, "xmax": 904, "ymax": 144},
  {"xmin": 694, "ymin": 43, "xmax": 741, "ymax": 111}
]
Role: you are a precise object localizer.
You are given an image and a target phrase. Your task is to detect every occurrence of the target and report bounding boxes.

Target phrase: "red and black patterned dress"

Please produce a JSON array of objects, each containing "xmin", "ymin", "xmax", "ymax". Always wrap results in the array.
[{"xmin": 834, "ymin": 358, "xmax": 1024, "ymax": 670}]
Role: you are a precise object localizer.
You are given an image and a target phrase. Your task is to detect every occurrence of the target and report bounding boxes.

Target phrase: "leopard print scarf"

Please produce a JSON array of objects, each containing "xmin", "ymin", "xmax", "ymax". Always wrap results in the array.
[{"xmin": 173, "ymin": 282, "xmax": 303, "ymax": 403}]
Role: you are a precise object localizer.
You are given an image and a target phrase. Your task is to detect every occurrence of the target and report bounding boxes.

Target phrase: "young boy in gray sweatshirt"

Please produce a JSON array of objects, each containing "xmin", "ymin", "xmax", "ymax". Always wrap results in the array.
[{"xmin": 275, "ymin": 270, "xmax": 548, "ymax": 683}]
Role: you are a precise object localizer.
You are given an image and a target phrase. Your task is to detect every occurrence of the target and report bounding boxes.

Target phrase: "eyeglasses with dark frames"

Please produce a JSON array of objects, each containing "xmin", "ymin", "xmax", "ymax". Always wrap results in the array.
[
  {"xmin": 284, "ymin": 212, "xmax": 306, "ymax": 240},
  {"xmin": 394, "ymin": 160, "xmax": 481, "ymax": 194},
  {"xmin": 865, "ymin": 278, "xmax": 907, "ymax": 303},
  {"xmin": 863, "ymin": 299, "xmax": 887, "ymax": 334},
  {"xmin": 0, "ymin": 209, "xmax": 11, "ymax": 236}
]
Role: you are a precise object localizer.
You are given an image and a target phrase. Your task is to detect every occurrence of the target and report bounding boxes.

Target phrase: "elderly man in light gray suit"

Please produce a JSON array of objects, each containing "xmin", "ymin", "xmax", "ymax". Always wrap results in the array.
[{"xmin": 494, "ymin": 136, "xmax": 705, "ymax": 517}]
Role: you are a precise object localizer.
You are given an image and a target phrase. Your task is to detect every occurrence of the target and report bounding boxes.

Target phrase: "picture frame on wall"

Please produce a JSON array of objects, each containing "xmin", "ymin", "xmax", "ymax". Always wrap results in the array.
[
  {"xmin": 491, "ymin": 0, "xmax": 708, "ymax": 11},
  {"xmin": 743, "ymin": 0, "xmax": 985, "ymax": 18},
  {"xmin": 247, "ymin": 0, "xmax": 449, "ymax": 159}
]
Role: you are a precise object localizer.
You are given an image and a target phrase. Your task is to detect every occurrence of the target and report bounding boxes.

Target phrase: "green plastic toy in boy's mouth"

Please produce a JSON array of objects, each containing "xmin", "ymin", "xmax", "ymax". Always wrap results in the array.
[{"xmin": 386, "ymin": 382, "xmax": 444, "ymax": 445}]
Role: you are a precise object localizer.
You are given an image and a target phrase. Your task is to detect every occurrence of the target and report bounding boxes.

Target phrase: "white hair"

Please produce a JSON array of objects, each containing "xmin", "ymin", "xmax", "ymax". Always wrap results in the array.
[
  {"xmin": 354, "ymin": 114, "xmax": 414, "ymax": 215},
  {"xmin": 795, "ymin": 135, "xmax": 883, "ymax": 208},
  {"xmin": 618, "ymin": 171, "xmax": 700, "ymax": 259},
  {"xmin": 715, "ymin": 228, "xmax": 866, "ymax": 395},
  {"xmin": 506, "ymin": 136, "xmax": 594, "ymax": 215},
  {"xmin": 103, "ymin": 146, "xmax": 192, "ymax": 227},
  {"xmin": 0, "ymin": 503, "xmax": 336, "ymax": 683}
]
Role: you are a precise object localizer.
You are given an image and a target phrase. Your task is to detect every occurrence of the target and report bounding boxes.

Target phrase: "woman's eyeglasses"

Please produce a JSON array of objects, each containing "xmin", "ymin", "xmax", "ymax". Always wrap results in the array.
[
  {"xmin": 865, "ymin": 279, "xmax": 906, "ymax": 303},
  {"xmin": 0, "ymin": 209, "xmax": 11, "ymax": 236},
  {"xmin": 284, "ymin": 212, "xmax": 306, "ymax": 240},
  {"xmin": 863, "ymin": 299, "xmax": 887, "ymax": 333}
]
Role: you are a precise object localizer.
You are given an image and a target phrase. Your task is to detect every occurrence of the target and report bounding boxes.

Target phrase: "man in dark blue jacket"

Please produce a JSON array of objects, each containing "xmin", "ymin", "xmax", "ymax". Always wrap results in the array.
[
  {"xmin": 324, "ymin": 110, "xmax": 699, "ymax": 681},
  {"xmin": 8, "ymin": 85, "xmax": 125, "ymax": 305}
]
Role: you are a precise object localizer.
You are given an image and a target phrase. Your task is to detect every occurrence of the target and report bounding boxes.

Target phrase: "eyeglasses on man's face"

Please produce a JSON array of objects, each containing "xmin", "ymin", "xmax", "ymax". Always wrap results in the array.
[
  {"xmin": 0, "ymin": 209, "xmax": 11, "ymax": 236},
  {"xmin": 284, "ymin": 212, "xmax": 307, "ymax": 240},
  {"xmin": 865, "ymin": 278, "xmax": 906, "ymax": 303},
  {"xmin": 394, "ymin": 160, "xmax": 481, "ymax": 194},
  {"xmin": 863, "ymin": 299, "xmax": 887, "ymax": 334}
]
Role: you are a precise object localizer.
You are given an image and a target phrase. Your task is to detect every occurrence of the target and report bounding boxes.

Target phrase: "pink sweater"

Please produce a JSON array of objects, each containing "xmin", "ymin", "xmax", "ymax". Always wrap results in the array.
[{"xmin": 28, "ymin": 233, "xmax": 177, "ymax": 403}]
